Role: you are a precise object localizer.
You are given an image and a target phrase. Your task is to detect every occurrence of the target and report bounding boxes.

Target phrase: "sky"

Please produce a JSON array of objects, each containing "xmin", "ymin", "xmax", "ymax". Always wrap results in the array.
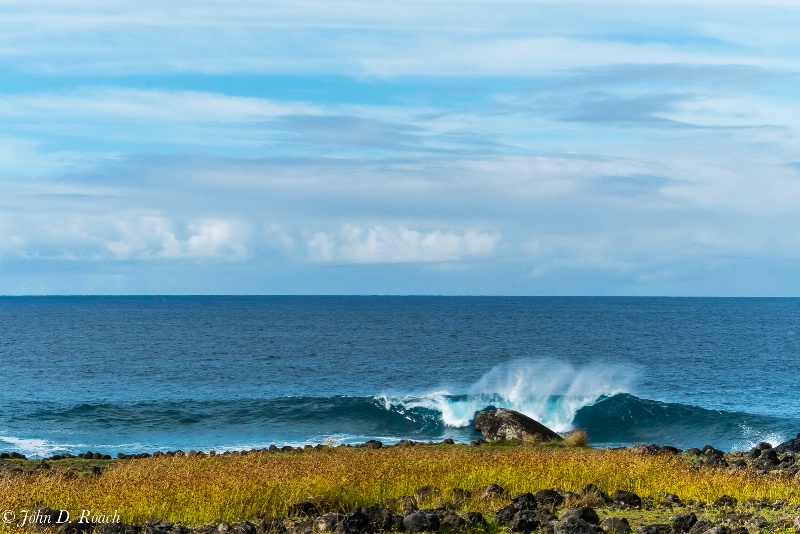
[{"xmin": 2, "ymin": 1, "xmax": 800, "ymax": 296}]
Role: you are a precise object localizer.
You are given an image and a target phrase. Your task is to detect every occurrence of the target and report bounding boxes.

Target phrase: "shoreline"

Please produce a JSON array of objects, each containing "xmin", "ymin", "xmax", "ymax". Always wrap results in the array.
[{"xmin": 3, "ymin": 441, "xmax": 800, "ymax": 533}]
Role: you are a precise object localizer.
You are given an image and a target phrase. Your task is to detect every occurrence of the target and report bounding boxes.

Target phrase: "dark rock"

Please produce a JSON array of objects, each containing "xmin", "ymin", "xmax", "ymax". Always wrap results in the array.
[
  {"xmin": 534, "ymin": 489, "xmax": 564, "ymax": 508},
  {"xmin": 685, "ymin": 448, "xmax": 702, "ymax": 456},
  {"xmin": 688, "ymin": 519, "xmax": 715, "ymax": 534},
  {"xmin": 756, "ymin": 442, "xmax": 773, "ymax": 450},
  {"xmin": 713, "ymin": 496, "xmax": 737, "ymax": 508},
  {"xmin": 553, "ymin": 517, "xmax": 596, "ymax": 534},
  {"xmin": 362, "ymin": 440, "xmax": 383, "ymax": 449},
  {"xmin": 495, "ymin": 505, "xmax": 519, "ymax": 526},
  {"xmin": 403, "ymin": 510, "xmax": 440, "ymax": 533},
  {"xmin": 474, "ymin": 408, "xmax": 563, "ymax": 442},
  {"xmin": 60, "ymin": 520, "xmax": 95, "ymax": 534},
  {"xmin": 442, "ymin": 438, "xmax": 455, "ymax": 445},
  {"xmin": 478, "ymin": 484, "xmax": 506, "ymax": 499},
  {"xmin": 600, "ymin": 517, "xmax": 631, "ymax": 533},
  {"xmin": 760, "ymin": 448, "xmax": 778, "ymax": 462},
  {"xmin": 230, "ymin": 523, "xmax": 257, "ymax": 534},
  {"xmin": 461, "ymin": 512, "xmax": 486, "ymax": 528},
  {"xmin": 705, "ymin": 454, "xmax": 728, "ymax": 468},
  {"xmin": 561, "ymin": 508, "xmax": 599, "ymax": 525},
  {"xmin": 670, "ymin": 513, "xmax": 698, "ymax": 533},
  {"xmin": 335, "ymin": 511, "xmax": 373, "ymax": 534},
  {"xmin": 440, "ymin": 513, "xmax": 467, "ymax": 531},
  {"xmin": 775, "ymin": 436, "xmax": 800, "ymax": 453},
  {"xmin": 512, "ymin": 493, "xmax": 538, "ymax": 510},
  {"xmin": 362, "ymin": 505, "xmax": 397, "ymax": 531},
  {"xmin": 612, "ymin": 490, "xmax": 642, "ymax": 508},
  {"xmin": 636, "ymin": 525, "xmax": 671, "ymax": 534},
  {"xmin": 747, "ymin": 448, "xmax": 761, "ymax": 459},
  {"xmin": 733, "ymin": 459, "xmax": 747, "ymax": 468},
  {"xmin": 703, "ymin": 528, "xmax": 729, "ymax": 534},
  {"xmin": 661, "ymin": 493, "xmax": 681, "ymax": 505},
  {"xmin": 508, "ymin": 510, "xmax": 542, "ymax": 532},
  {"xmin": 287, "ymin": 502, "xmax": 320, "ymax": 517},
  {"xmin": 94, "ymin": 524, "xmax": 138, "ymax": 534}
]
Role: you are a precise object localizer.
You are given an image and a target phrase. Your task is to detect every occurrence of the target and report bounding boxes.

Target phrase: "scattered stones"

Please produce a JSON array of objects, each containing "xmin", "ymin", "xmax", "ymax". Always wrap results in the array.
[
  {"xmin": 561, "ymin": 507, "xmax": 599, "ymax": 525},
  {"xmin": 553, "ymin": 516, "xmax": 597, "ymax": 534},
  {"xmin": 508, "ymin": 510, "xmax": 542, "ymax": 532},
  {"xmin": 461, "ymin": 511, "xmax": 487, "ymax": 528},
  {"xmin": 670, "ymin": 513, "xmax": 698, "ymax": 533},
  {"xmin": 534, "ymin": 489, "xmax": 564, "ymax": 508},
  {"xmin": 601, "ymin": 517, "xmax": 632, "ymax": 533},
  {"xmin": 402, "ymin": 510, "xmax": 440, "ymax": 533},
  {"xmin": 335, "ymin": 510, "xmax": 373, "ymax": 534},
  {"xmin": 612, "ymin": 490, "xmax": 642, "ymax": 508},
  {"xmin": 474, "ymin": 408, "xmax": 563, "ymax": 442},
  {"xmin": 713, "ymin": 496, "xmax": 737, "ymax": 508},
  {"xmin": 512, "ymin": 493, "xmax": 538, "ymax": 510},
  {"xmin": 636, "ymin": 525, "xmax": 671, "ymax": 534},
  {"xmin": 495, "ymin": 504, "xmax": 520, "ymax": 526}
]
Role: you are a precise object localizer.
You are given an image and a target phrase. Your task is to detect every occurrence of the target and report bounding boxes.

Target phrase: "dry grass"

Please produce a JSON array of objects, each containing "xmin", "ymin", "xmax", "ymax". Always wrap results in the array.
[{"xmin": 1, "ymin": 445, "xmax": 799, "ymax": 531}]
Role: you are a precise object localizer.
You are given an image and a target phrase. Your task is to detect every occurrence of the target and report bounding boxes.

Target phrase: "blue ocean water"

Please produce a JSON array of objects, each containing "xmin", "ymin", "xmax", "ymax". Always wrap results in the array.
[{"xmin": 1, "ymin": 296, "xmax": 799, "ymax": 458}]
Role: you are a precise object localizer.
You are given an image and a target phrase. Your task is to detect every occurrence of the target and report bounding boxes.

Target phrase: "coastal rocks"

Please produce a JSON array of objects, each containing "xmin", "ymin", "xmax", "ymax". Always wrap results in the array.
[
  {"xmin": 534, "ymin": 489, "xmax": 564, "ymax": 508},
  {"xmin": 461, "ymin": 512, "xmax": 487, "ymax": 528},
  {"xmin": 474, "ymin": 408, "xmax": 563, "ymax": 442},
  {"xmin": 553, "ymin": 517, "xmax": 597, "ymax": 534},
  {"xmin": 775, "ymin": 434, "xmax": 800, "ymax": 453},
  {"xmin": 600, "ymin": 517, "xmax": 632, "ymax": 533},
  {"xmin": 612, "ymin": 490, "xmax": 642, "ymax": 509},
  {"xmin": 670, "ymin": 513, "xmax": 698, "ymax": 533},
  {"xmin": 561, "ymin": 507, "xmax": 600, "ymax": 525},
  {"xmin": 334, "ymin": 510, "xmax": 373, "ymax": 534},
  {"xmin": 402, "ymin": 510, "xmax": 440, "ymax": 532},
  {"xmin": 507, "ymin": 510, "xmax": 542, "ymax": 532}
]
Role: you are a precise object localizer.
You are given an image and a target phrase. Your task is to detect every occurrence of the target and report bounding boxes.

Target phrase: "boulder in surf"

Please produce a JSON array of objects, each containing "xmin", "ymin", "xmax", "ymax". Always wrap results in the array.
[{"xmin": 474, "ymin": 408, "xmax": 563, "ymax": 442}]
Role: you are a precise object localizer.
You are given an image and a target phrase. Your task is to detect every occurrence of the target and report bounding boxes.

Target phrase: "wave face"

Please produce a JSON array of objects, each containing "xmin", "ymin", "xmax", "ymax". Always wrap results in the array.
[
  {"xmin": 3, "ymin": 391, "xmax": 796, "ymax": 458},
  {"xmin": 3, "ymin": 359, "xmax": 797, "ymax": 457}
]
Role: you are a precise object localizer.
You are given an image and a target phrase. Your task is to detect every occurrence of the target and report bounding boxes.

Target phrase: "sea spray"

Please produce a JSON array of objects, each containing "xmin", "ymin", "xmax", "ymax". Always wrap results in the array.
[{"xmin": 378, "ymin": 359, "xmax": 636, "ymax": 432}]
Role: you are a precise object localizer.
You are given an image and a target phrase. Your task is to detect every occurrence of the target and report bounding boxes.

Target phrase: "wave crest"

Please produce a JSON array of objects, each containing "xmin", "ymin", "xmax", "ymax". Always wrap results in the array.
[{"xmin": 379, "ymin": 359, "xmax": 633, "ymax": 431}]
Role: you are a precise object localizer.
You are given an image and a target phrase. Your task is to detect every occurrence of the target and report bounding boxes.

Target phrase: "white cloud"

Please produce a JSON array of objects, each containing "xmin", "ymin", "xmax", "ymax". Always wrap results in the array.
[
  {"xmin": 307, "ymin": 225, "xmax": 500, "ymax": 264},
  {"xmin": 105, "ymin": 217, "xmax": 251, "ymax": 261},
  {"xmin": 0, "ymin": 214, "xmax": 250, "ymax": 262}
]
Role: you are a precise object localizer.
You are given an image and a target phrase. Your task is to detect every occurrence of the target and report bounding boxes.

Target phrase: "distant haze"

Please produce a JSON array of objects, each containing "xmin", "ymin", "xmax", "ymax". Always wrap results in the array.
[{"xmin": 2, "ymin": 1, "xmax": 800, "ymax": 295}]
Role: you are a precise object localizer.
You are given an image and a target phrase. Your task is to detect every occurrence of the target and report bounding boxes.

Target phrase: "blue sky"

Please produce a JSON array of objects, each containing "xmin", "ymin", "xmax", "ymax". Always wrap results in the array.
[{"xmin": 2, "ymin": 1, "xmax": 800, "ymax": 295}]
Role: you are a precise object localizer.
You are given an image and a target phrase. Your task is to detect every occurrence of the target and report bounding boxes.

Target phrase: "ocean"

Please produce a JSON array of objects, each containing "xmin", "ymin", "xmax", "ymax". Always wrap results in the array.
[{"xmin": 1, "ymin": 296, "xmax": 799, "ymax": 458}]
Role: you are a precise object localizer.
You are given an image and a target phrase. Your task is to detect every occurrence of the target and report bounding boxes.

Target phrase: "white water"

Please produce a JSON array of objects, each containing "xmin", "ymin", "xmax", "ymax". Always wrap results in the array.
[{"xmin": 379, "ymin": 359, "xmax": 635, "ymax": 432}]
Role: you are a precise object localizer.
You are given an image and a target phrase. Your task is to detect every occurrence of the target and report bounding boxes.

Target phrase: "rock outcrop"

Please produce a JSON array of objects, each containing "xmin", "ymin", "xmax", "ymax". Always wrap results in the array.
[{"xmin": 474, "ymin": 408, "xmax": 563, "ymax": 442}]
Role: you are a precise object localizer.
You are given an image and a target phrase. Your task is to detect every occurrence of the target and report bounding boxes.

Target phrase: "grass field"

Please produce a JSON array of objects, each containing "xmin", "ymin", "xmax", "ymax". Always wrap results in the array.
[{"xmin": 1, "ymin": 443, "xmax": 799, "ymax": 531}]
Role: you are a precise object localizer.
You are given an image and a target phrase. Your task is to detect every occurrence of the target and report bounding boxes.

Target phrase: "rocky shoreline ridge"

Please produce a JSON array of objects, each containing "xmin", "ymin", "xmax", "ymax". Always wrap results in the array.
[{"xmin": 5, "ymin": 409, "xmax": 800, "ymax": 534}]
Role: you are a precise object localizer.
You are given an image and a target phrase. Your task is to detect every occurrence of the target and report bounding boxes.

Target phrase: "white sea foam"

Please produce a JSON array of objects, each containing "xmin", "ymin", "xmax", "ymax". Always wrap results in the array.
[
  {"xmin": 0, "ymin": 435, "xmax": 70, "ymax": 458},
  {"xmin": 733, "ymin": 424, "xmax": 789, "ymax": 452},
  {"xmin": 379, "ymin": 359, "xmax": 635, "ymax": 432}
]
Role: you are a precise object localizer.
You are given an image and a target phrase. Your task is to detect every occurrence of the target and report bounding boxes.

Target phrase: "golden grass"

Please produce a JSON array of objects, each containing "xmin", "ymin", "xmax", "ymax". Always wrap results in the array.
[{"xmin": 1, "ymin": 445, "xmax": 799, "ymax": 531}]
